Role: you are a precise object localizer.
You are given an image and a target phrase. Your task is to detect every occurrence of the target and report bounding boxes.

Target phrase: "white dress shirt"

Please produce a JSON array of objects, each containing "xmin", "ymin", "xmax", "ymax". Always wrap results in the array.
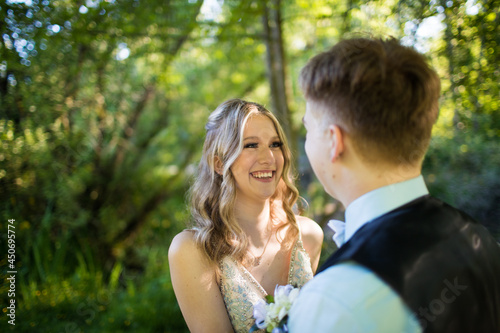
[{"xmin": 289, "ymin": 175, "xmax": 429, "ymax": 332}]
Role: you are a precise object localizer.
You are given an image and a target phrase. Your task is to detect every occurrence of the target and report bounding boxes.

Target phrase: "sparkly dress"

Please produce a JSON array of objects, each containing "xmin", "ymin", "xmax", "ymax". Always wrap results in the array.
[{"xmin": 219, "ymin": 236, "xmax": 314, "ymax": 333}]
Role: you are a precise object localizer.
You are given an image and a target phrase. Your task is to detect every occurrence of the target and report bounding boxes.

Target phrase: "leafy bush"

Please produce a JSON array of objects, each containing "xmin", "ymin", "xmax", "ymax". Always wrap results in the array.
[
  {"xmin": 423, "ymin": 133, "xmax": 500, "ymax": 240},
  {"xmin": 0, "ymin": 245, "xmax": 188, "ymax": 332}
]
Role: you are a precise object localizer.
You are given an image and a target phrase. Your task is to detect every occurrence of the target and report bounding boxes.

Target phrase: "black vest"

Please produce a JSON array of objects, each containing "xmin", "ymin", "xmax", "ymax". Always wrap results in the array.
[{"xmin": 318, "ymin": 196, "xmax": 500, "ymax": 333}]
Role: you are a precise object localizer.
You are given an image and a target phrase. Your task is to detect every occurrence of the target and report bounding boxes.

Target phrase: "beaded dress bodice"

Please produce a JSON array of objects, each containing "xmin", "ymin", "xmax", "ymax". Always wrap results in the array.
[{"xmin": 219, "ymin": 237, "xmax": 313, "ymax": 333}]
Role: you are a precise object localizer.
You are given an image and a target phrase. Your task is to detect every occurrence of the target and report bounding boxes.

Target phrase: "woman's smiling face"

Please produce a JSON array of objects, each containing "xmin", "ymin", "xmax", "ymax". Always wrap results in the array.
[{"xmin": 230, "ymin": 113, "xmax": 284, "ymax": 204}]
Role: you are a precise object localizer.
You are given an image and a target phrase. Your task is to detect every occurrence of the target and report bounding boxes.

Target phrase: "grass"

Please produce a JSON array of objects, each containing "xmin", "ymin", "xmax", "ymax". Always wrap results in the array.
[{"xmin": 0, "ymin": 246, "xmax": 189, "ymax": 333}]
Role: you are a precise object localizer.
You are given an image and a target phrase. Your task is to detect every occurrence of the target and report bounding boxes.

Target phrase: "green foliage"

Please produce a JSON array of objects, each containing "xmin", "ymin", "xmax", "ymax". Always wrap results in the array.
[
  {"xmin": 1, "ymin": 0, "xmax": 203, "ymax": 267},
  {"xmin": 424, "ymin": 132, "xmax": 500, "ymax": 240},
  {"xmin": 0, "ymin": 245, "xmax": 188, "ymax": 332},
  {"xmin": 1, "ymin": 1, "xmax": 201, "ymax": 330}
]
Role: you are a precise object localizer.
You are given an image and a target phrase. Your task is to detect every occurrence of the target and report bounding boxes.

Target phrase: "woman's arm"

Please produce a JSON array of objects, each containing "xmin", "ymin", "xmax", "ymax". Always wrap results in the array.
[
  {"xmin": 296, "ymin": 216, "xmax": 324, "ymax": 273},
  {"xmin": 168, "ymin": 231, "xmax": 234, "ymax": 332}
]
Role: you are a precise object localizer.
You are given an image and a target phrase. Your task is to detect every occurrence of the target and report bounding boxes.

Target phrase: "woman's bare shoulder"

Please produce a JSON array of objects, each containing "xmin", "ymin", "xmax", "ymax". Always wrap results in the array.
[
  {"xmin": 168, "ymin": 229, "xmax": 218, "ymax": 281},
  {"xmin": 295, "ymin": 215, "xmax": 323, "ymax": 273},
  {"xmin": 296, "ymin": 215, "xmax": 324, "ymax": 242},
  {"xmin": 168, "ymin": 231, "xmax": 233, "ymax": 331},
  {"xmin": 168, "ymin": 230, "xmax": 205, "ymax": 263},
  {"xmin": 169, "ymin": 229, "xmax": 195, "ymax": 250}
]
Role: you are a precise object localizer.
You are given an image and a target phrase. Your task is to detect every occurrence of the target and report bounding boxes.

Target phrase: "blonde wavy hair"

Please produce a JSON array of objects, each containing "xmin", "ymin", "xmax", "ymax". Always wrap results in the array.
[{"xmin": 189, "ymin": 99, "xmax": 300, "ymax": 267}]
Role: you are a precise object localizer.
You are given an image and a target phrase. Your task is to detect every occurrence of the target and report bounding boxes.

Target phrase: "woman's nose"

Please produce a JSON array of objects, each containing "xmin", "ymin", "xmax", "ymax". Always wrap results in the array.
[{"xmin": 258, "ymin": 147, "xmax": 274, "ymax": 165}]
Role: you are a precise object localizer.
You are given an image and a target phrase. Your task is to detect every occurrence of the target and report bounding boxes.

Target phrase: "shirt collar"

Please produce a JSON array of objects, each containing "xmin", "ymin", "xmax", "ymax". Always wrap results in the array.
[{"xmin": 328, "ymin": 175, "xmax": 429, "ymax": 247}]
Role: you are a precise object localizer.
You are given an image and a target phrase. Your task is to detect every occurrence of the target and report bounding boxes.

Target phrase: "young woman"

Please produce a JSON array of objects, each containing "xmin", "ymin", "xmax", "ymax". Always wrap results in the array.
[{"xmin": 168, "ymin": 99, "xmax": 323, "ymax": 332}]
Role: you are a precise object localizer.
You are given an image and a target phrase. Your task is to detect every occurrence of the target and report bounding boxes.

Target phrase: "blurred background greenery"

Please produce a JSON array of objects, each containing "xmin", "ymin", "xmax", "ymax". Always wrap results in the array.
[{"xmin": 0, "ymin": 0, "xmax": 498, "ymax": 331}]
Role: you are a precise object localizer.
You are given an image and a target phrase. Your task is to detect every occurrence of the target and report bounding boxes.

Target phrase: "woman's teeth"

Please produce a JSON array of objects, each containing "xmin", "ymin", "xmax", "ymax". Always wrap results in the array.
[{"xmin": 252, "ymin": 171, "xmax": 273, "ymax": 179}]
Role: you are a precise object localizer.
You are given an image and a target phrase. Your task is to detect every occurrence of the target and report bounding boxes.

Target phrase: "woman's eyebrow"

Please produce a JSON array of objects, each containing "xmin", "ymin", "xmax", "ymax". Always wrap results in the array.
[{"xmin": 243, "ymin": 136, "xmax": 280, "ymax": 141}]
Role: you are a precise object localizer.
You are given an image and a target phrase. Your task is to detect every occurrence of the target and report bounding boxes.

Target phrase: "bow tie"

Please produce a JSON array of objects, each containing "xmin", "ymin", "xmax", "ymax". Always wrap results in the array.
[{"xmin": 327, "ymin": 219, "xmax": 346, "ymax": 247}]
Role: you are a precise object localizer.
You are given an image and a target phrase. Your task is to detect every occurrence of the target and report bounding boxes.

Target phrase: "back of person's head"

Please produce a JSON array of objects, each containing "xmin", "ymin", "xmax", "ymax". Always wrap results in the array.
[
  {"xmin": 189, "ymin": 99, "xmax": 299, "ymax": 264},
  {"xmin": 300, "ymin": 37, "xmax": 441, "ymax": 167}
]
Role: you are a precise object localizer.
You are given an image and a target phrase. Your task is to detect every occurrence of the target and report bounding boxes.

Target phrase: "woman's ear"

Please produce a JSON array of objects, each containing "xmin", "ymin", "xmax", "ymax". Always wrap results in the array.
[
  {"xmin": 214, "ymin": 156, "xmax": 223, "ymax": 175},
  {"xmin": 328, "ymin": 124, "xmax": 344, "ymax": 162}
]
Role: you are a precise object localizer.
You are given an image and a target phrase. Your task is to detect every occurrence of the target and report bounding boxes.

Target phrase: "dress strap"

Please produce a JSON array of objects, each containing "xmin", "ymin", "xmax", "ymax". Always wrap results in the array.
[{"xmin": 296, "ymin": 216, "xmax": 303, "ymax": 241}]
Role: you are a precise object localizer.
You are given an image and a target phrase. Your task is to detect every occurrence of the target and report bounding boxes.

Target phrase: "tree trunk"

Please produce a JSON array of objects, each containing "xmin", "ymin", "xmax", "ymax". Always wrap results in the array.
[
  {"xmin": 340, "ymin": 0, "xmax": 354, "ymax": 35},
  {"xmin": 261, "ymin": 0, "xmax": 296, "ymax": 153}
]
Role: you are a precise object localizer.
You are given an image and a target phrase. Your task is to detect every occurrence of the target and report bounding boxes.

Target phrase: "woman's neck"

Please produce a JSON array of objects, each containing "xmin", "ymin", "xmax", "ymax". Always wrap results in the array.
[{"xmin": 233, "ymin": 198, "xmax": 272, "ymax": 243}]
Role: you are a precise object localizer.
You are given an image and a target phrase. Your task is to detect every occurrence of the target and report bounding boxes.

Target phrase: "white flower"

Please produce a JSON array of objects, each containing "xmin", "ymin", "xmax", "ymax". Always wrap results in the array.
[
  {"xmin": 251, "ymin": 284, "xmax": 299, "ymax": 332},
  {"xmin": 278, "ymin": 306, "xmax": 288, "ymax": 321},
  {"xmin": 288, "ymin": 288, "xmax": 299, "ymax": 303},
  {"xmin": 266, "ymin": 302, "xmax": 280, "ymax": 328},
  {"xmin": 274, "ymin": 284, "xmax": 293, "ymax": 302},
  {"xmin": 253, "ymin": 299, "xmax": 268, "ymax": 329}
]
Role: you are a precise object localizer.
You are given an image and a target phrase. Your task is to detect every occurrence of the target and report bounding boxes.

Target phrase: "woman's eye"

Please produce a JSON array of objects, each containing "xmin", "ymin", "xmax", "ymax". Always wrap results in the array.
[
  {"xmin": 270, "ymin": 141, "xmax": 283, "ymax": 148},
  {"xmin": 244, "ymin": 143, "xmax": 258, "ymax": 148}
]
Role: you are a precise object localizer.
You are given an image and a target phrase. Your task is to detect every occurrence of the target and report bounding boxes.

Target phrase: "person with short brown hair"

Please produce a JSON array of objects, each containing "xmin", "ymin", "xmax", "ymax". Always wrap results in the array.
[
  {"xmin": 299, "ymin": 37, "xmax": 440, "ymax": 168},
  {"xmin": 289, "ymin": 37, "xmax": 500, "ymax": 332}
]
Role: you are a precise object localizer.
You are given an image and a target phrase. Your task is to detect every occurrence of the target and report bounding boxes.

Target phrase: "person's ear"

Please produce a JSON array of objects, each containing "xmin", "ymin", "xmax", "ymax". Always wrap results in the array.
[
  {"xmin": 328, "ymin": 124, "xmax": 344, "ymax": 162},
  {"xmin": 214, "ymin": 156, "xmax": 223, "ymax": 175}
]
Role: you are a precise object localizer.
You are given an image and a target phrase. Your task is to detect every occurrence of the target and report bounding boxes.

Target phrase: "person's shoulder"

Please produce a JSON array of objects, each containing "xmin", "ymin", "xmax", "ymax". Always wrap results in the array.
[
  {"xmin": 307, "ymin": 262, "xmax": 394, "ymax": 303},
  {"xmin": 296, "ymin": 215, "xmax": 323, "ymax": 243},
  {"xmin": 168, "ymin": 229, "xmax": 218, "ymax": 276},
  {"xmin": 168, "ymin": 230, "xmax": 200, "ymax": 261},
  {"xmin": 291, "ymin": 262, "xmax": 420, "ymax": 332}
]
